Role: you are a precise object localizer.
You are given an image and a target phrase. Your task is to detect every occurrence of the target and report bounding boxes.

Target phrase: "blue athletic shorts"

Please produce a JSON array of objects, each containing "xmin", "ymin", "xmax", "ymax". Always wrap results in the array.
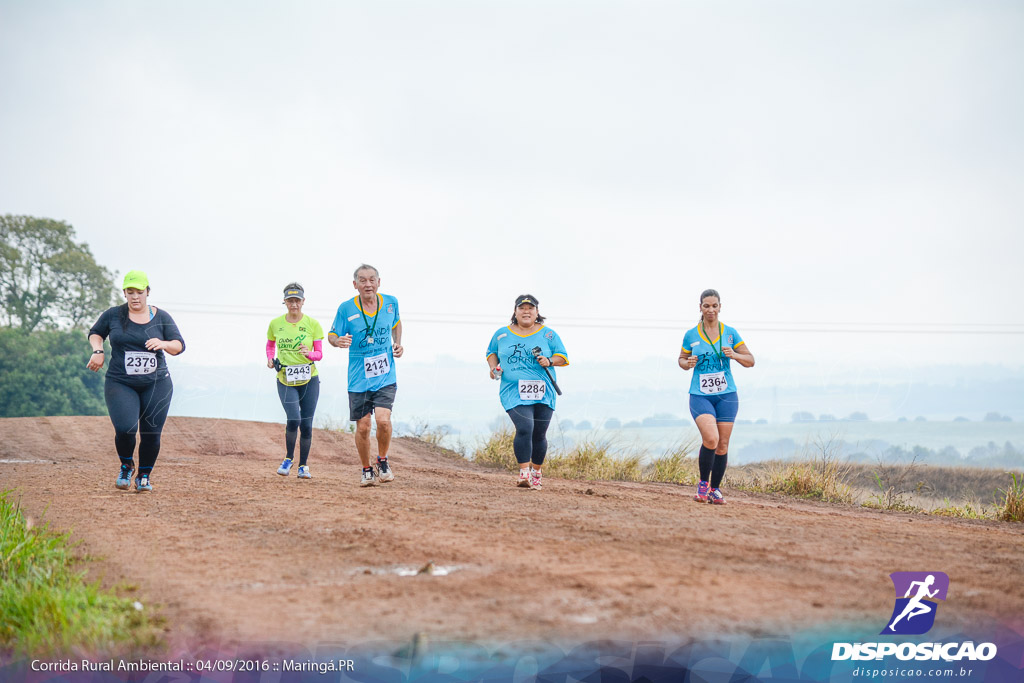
[{"xmin": 689, "ymin": 392, "xmax": 739, "ymax": 423}]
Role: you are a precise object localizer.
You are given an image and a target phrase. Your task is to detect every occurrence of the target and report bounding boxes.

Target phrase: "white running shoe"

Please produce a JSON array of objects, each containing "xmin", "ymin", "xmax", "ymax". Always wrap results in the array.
[
  {"xmin": 297, "ymin": 465, "xmax": 311, "ymax": 479},
  {"xmin": 529, "ymin": 469, "xmax": 543, "ymax": 490},
  {"xmin": 377, "ymin": 458, "xmax": 394, "ymax": 482},
  {"xmin": 517, "ymin": 469, "xmax": 531, "ymax": 488},
  {"xmin": 360, "ymin": 468, "xmax": 377, "ymax": 487}
]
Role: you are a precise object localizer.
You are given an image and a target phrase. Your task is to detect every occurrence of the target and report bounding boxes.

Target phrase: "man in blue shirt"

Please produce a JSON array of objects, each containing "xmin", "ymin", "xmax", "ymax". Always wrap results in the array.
[{"xmin": 329, "ymin": 264, "xmax": 403, "ymax": 487}]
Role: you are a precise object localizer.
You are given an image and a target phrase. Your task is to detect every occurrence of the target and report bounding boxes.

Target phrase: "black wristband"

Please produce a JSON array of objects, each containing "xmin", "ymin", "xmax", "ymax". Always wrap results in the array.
[{"xmin": 92, "ymin": 349, "xmax": 104, "ymax": 354}]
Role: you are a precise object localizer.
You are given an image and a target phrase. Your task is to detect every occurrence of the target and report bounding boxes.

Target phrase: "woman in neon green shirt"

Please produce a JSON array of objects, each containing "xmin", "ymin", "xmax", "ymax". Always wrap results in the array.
[{"xmin": 266, "ymin": 283, "xmax": 324, "ymax": 479}]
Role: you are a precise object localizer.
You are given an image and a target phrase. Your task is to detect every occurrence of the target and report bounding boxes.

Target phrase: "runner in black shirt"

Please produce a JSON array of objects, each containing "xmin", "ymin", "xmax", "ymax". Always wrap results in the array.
[{"xmin": 87, "ymin": 270, "xmax": 185, "ymax": 492}]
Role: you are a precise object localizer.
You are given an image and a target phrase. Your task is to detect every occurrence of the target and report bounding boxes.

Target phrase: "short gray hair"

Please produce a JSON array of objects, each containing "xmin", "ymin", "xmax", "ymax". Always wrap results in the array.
[{"xmin": 353, "ymin": 264, "xmax": 380, "ymax": 280}]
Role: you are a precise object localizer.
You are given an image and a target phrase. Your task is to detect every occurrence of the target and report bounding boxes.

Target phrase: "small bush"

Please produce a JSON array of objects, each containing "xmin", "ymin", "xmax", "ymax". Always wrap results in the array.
[
  {"xmin": 739, "ymin": 458, "xmax": 854, "ymax": 503},
  {"xmin": 930, "ymin": 499, "xmax": 991, "ymax": 520},
  {"xmin": 644, "ymin": 443, "xmax": 698, "ymax": 485},
  {"xmin": 469, "ymin": 430, "xmax": 696, "ymax": 483},
  {"xmin": 997, "ymin": 473, "xmax": 1024, "ymax": 522},
  {"xmin": 407, "ymin": 420, "xmax": 452, "ymax": 447},
  {"xmin": 471, "ymin": 427, "xmax": 517, "ymax": 471},
  {"xmin": 546, "ymin": 440, "xmax": 645, "ymax": 481}
]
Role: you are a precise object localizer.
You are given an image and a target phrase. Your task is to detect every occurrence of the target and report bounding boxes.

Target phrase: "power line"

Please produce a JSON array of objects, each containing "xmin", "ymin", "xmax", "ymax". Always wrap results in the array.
[{"xmin": 158, "ymin": 302, "xmax": 1024, "ymax": 335}]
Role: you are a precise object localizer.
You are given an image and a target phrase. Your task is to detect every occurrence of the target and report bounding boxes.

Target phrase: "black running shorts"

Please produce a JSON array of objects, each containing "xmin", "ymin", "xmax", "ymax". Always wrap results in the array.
[{"xmin": 349, "ymin": 383, "xmax": 398, "ymax": 421}]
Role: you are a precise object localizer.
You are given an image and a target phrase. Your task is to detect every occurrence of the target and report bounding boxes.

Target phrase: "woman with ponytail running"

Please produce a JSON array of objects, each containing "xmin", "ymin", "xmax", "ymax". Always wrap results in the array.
[{"xmin": 678, "ymin": 289, "xmax": 754, "ymax": 505}]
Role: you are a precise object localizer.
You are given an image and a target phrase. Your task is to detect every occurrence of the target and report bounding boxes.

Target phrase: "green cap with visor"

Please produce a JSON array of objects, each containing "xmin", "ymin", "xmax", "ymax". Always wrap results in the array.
[{"xmin": 122, "ymin": 270, "xmax": 149, "ymax": 290}]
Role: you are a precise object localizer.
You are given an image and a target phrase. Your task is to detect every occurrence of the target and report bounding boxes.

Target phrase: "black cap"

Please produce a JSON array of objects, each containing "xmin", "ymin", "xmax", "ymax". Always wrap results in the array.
[
  {"xmin": 283, "ymin": 285, "xmax": 305, "ymax": 300},
  {"xmin": 515, "ymin": 294, "xmax": 538, "ymax": 307}
]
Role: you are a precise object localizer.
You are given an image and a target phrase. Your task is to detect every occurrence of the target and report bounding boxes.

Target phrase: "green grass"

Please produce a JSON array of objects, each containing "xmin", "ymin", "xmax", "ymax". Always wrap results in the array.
[{"xmin": 0, "ymin": 490, "xmax": 162, "ymax": 656}]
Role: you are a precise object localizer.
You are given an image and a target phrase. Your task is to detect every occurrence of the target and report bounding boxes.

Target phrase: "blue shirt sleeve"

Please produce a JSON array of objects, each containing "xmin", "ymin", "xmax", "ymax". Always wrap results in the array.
[
  {"xmin": 330, "ymin": 304, "xmax": 348, "ymax": 337},
  {"xmin": 729, "ymin": 326, "xmax": 745, "ymax": 349},
  {"xmin": 549, "ymin": 329, "xmax": 568, "ymax": 364},
  {"xmin": 681, "ymin": 328, "xmax": 695, "ymax": 353},
  {"xmin": 392, "ymin": 296, "xmax": 401, "ymax": 327},
  {"xmin": 486, "ymin": 329, "xmax": 500, "ymax": 359}
]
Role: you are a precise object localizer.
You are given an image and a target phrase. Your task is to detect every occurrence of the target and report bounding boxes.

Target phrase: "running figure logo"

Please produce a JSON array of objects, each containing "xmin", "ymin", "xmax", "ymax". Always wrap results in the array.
[{"xmin": 881, "ymin": 572, "xmax": 949, "ymax": 635}]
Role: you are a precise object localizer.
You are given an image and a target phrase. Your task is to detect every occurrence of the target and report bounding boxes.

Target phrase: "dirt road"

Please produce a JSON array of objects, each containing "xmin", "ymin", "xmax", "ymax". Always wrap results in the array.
[{"xmin": 2, "ymin": 416, "xmax": 1022, "ymax": 653}]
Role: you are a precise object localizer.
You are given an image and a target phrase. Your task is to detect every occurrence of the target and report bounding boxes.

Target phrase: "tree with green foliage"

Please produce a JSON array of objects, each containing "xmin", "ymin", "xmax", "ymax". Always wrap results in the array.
[
  {"xmin": 0, "ymin": 327, "xmax": 107, "ymax": 417},
  {"xmin": 0, "ymin": 214, "xmax": 117, "ymax": 332},
  {"xmin": 0, "ymin": 214, "xmax": 117, "ymax": 417}
]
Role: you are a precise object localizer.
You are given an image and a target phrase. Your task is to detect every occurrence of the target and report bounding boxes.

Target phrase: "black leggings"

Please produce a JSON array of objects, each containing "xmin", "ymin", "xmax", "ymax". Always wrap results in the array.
[
  {"xmin": 507, "ymin": 403, "xmax": 555, "ymax": 466},
  {"xmin": 277, "ymin": 376, "xmax": 320, "ymax": 466},
  {"xmin": 104, "ymin": 376, "xmax": 173, "ymax": 475}
]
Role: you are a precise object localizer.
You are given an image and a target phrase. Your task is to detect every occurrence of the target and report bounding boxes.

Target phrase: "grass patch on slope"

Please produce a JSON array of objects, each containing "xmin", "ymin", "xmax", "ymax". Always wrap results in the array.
[{"xmin": 0, "ymin": 490, "xmax": 162, "ymax": 656}]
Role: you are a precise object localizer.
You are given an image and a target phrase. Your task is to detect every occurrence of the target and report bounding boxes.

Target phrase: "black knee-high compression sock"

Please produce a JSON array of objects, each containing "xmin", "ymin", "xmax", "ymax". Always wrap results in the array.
[
  {"xmin": 698, "ymin": 446, "xmax": 715, "ymax": 482},
  {"xmin": 711, "ymin": 452, "xmax": 728, "ymax": 489}
]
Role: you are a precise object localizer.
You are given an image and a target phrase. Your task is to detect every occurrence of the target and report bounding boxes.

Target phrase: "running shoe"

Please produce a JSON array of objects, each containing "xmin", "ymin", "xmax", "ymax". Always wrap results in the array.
[
  {"xmin": 516, "ymin": 469, "xmax": 531, "ymax": 488},
  {"xmin": 708, "ymin": 487, "xmax": 726, "ymax": 505},
  {"xmin": 377, "ymin": 458, "xmax": 394, "ymax": 482},
  {"xmin": 529, "ymin": 469, "xmax": 543, "ymax": 490},
  {"xmin": 360, "ymin": 468, "xmax": 377, "ymax": 487},
  {"xmin": 135, "ymin": 474, "xmax": 152, "ymax": 493},
  {"xmin": 277, "ymin": 458, "xmax": 293, "ymax": 476},
  {"xmin": 116, "ymin": 464, "xmax": 134, "ymax": 490},
  {"xmin": 297, "ymin": 465, "xmax": 311, "ymax": 479},
  {"xmin": 694, "ymin": 480, "xmax": 709, "ymax": 503}
]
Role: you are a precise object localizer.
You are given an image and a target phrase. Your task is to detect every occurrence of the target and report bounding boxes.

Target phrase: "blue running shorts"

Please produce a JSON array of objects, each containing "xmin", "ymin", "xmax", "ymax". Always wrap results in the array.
[{"xmin": 689, "ymin": 392, "xmax": 739, "ymax": 423}]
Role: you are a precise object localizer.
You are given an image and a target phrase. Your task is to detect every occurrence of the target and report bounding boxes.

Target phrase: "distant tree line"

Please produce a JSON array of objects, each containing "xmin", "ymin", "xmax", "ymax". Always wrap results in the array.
[
  {"xmin": 792, "ymin": 411, "xmax": 869, "ymax": 423},
  {"xmin": 0, "ymin": 214, "xmax": 116, "ymax": 417}
]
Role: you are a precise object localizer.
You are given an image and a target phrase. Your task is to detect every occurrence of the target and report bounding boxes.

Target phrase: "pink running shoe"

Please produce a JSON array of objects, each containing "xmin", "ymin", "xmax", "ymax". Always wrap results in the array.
[
  {"xmin": 517, "ymin": 469, "xmax": 531, "ymax": 487},
  {"xmin": 529, "ymin": 469, "xmax": 543, "ymax": 490},
  {"xmin": 708, "ymin": 487, "xmax": 726, "ymax": 505},
  {"xmin": 694, "ymin": 480, "xmax": 709, "ymax": 502}
]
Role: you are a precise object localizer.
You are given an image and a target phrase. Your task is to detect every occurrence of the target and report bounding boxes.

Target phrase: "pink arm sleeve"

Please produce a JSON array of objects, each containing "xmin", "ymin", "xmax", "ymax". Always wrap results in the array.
[
  {"xmin": 266, "ymin": 340, "xmax": 275, "ymax": 361},
  {"xmin": 305, "ymin": 339, "xmax": 323, "ymax": 361}
]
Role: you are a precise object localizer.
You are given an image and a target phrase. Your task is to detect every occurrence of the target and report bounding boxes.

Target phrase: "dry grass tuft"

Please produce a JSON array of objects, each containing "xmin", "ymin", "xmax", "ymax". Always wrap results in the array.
[
  {"xmin": 469, "ymin": 429, "xmax": 696, "ymax": 483},
  {"xmin": 997, "ymin": 473, "xmax": 1024, "ymax": 522}
]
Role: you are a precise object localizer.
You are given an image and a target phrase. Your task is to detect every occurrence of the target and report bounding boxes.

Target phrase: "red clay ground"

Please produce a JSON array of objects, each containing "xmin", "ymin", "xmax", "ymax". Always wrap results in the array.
[{"xmin": 1, "ymin": 416, "xmax": 1022, "ymax": 653}]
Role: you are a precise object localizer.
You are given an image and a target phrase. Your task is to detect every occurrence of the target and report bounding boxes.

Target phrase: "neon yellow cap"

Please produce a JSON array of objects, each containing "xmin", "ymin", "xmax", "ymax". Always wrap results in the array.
[{"xmin": 122, "ymin": 270, "xmax": 149, "ymax": 290}]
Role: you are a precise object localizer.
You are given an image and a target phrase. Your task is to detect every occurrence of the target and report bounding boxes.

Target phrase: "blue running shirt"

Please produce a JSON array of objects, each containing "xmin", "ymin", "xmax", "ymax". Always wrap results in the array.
[
  {"xmin": 486, "ymin": 325, "xmax": 569, "ymax": 411},
  {"xmin": 329, "ymin": 294, "xmax": 401, "ymax": 392},
  {"xmin": 681, "ymin": 323, "xmax": 745, "ymax": 396}
]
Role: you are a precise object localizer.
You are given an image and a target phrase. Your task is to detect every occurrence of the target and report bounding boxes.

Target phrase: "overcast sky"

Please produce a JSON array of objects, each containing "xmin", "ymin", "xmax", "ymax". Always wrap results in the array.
[{"xmin": 3, "ymin": 1, "xmax": 1023, "ymax": 378}]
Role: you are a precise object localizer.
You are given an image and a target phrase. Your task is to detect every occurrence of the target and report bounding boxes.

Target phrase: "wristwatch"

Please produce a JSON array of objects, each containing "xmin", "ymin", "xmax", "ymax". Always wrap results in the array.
[{"xmin": 92, "ymin": 350, "xmax": 104, "ymax": 354}]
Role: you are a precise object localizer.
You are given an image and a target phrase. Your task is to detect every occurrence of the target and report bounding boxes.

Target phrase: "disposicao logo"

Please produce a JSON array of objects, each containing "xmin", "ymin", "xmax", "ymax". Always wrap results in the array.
[
  {"xmin": 831, "ymin": 572, "xmax": 997, "ymax": 662},
  {"xmin": 882, "ymin": 571, "xmax": 948, "ymax": 635}
]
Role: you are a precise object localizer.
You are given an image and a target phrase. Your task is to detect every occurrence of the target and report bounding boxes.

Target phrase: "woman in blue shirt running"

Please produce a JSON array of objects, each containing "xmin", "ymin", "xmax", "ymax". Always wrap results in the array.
[
  {"xmin": 678, "ymin": 289, "xmax": 754, "ymax": 505},
  {"xmin": 486, "ymin": 294, "xmax": 569, "ymax": 490}
]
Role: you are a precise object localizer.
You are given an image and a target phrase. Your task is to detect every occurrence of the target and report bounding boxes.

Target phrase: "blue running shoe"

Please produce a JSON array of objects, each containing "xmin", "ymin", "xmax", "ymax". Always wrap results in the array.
[
  {"xmin": 297, "ymin": 465, "xmax": 311, "ymax": 479},
  {"xmin": 116, "ymin": 464, "xmax": 134, "ymax": 490},
  {"xmin": 694, "ymin": 480, "xmax": 709, "ymax": 503},
  {"xmin": 277, "ymin": 458, "xmax": 293, "ymax": 476},
  {"xmin": 708, "ymin": 487, "xmax": 726, "ymax": 505},
  {"xmin": 135, "ymin": 474, "xmax": 152, "ymax": 492}
]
